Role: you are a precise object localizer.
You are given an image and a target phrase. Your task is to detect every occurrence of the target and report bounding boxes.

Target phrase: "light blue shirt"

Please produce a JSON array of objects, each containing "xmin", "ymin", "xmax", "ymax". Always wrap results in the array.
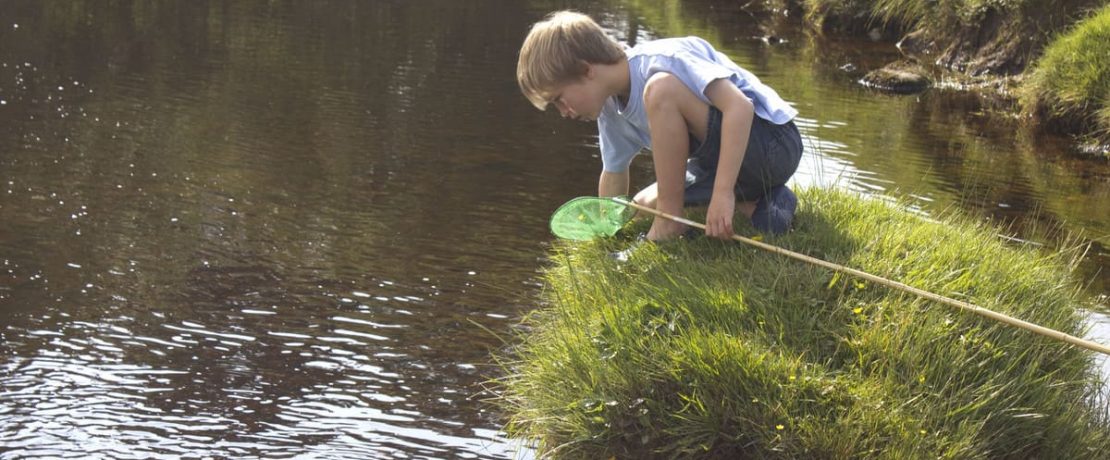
[{"xmin": 598, "ymin": 36, "xmax": 798, "ymax": 173}]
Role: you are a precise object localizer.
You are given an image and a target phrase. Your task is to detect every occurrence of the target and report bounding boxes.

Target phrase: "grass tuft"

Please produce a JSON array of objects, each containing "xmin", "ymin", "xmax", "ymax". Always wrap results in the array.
[
  {"xmin": 1021, "ymin": 4, "xmax": 1110, "ymax": 143},
  {"xmin": 496, "ymin": 187, "xmax": 1109, "ymax": 458}
]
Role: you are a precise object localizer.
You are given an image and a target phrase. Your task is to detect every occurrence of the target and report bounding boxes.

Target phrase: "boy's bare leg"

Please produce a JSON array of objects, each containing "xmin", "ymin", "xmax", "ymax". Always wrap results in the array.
[
  {"xmin": 631, "ymin": 183, "xmax": 658, "ymax": 219},
  {"xmin": 635, "ymin": 185, "xmax": 756, "ymax": 215},
  {"xmin": 643, "ymin": 76, "xmax": 698, "ymax": 240},
  {"xmin": 642, "ymin": 73, "xmax": 766, "ymax": 240},
  {"xmin": 645, "ymin": 143, "xmax": 689, "ymax": 239},
  {"xmin": 635, "ymin": 184, "xmax": 758, "ymax": 225}
]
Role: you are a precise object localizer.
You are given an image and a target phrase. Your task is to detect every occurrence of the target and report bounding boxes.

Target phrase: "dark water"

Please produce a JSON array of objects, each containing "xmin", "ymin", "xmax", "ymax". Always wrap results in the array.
[{"xmin": 0, "ymin": 1, "xmax": 1106, "ymax": 458}]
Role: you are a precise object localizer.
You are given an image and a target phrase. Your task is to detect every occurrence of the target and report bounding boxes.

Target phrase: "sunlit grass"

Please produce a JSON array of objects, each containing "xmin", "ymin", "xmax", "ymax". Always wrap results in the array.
[
  {"xmin": 496, "ymin": 187, "xmax": 1109, "ymax": 458},
  {"xmin": 1022, "ymin": 4, "xmax": 1110, "ymax": 144},
  {"xmin": 803, "ymin": 0, "xmax": 1088, "ymax": 30},
  {"xmin": 800, "ymin": 0, "xmax": 1108, "ymax": 147}
]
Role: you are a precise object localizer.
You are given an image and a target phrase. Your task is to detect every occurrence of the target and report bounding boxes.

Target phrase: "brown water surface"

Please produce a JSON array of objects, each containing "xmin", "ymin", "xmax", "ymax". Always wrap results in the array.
[{"xmin": 0, "ymin": 1, "xmax": 1106, "ymax": 458}]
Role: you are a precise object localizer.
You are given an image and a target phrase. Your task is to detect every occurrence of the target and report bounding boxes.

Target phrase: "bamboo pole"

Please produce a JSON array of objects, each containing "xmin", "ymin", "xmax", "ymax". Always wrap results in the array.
[{"xmin": 611, "ymin": 197, "xmax": 1110, "ymax": 356}]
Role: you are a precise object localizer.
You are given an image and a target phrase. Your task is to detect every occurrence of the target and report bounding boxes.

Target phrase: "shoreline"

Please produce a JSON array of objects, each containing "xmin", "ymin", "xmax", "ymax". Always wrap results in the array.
[{"xmin": 791, "ymin": 0, "xmax": 1109, "ymax": 156}]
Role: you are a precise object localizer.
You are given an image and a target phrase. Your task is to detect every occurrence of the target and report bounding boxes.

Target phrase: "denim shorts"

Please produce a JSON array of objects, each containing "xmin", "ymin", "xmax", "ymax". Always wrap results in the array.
[{"xmin": 680, "ymin": 106, "xmax": 803, "ymax": 204}]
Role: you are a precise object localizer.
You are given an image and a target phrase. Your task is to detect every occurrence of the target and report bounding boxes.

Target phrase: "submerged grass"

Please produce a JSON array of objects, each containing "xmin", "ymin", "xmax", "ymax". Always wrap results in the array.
[
  {"xmin": 496, "ymin": 187, "xmax": 1109, "ymax": 458},
  {"xmin": 1021, "ymin": 4, "xmax": 1110, "ymax": 144}
]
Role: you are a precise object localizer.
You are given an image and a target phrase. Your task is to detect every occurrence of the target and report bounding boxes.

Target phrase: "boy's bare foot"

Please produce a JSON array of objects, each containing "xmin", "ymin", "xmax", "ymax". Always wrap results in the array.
[{"xmin": 646, "ymin": 217, "xmax": 688, "ymax": 241}]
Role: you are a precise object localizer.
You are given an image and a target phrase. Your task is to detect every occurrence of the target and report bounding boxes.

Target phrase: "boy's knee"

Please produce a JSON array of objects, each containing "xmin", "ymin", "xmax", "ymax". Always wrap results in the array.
[
  {"xmin": 633, "ymin": 187, "xmax": 656, "ymax": 208},
  {"xmin": 643, "ymin": 73, "xmax": 709, "ymax": 138},
  {"xmin": 643, "ymin": 73, "xmax": 686, "ymax": 112}
]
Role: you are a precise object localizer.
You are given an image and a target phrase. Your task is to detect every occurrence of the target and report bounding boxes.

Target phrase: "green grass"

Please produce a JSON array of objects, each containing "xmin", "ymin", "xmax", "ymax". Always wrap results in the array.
[
  {"xmin": 799, "ymin": 0, "xmax": 1107, "ymax": 146},
  {"xmin": 869, "ymin": 0, "xmax": 1033, "ymax": 29},
  {"xmin": 1022, "ymin": 4, "xmax": 1110, "ymax": 143},
  {"xmin": 803, "ymin": 0, "xmax": 1092, "ymax": 31},
  {"xmin": 496, "ymin": 187, "xmax": 1109, "ymax": 458}
]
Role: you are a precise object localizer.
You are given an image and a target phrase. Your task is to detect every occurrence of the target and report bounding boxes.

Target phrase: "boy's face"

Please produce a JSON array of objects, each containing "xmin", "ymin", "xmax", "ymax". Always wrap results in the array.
[{"xmin": 548, "ymin": 67, "xmax": 608, "ymax": 122}]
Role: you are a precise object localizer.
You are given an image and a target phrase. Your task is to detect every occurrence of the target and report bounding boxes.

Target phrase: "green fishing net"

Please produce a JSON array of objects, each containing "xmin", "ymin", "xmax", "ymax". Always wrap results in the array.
[{"xmin": 549, "ymin": 196, "xmax": 635, "ymax": 241}]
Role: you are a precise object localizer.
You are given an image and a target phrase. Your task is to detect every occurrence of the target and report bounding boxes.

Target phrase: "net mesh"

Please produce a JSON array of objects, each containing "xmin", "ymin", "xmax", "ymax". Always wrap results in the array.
[{"xmin": 549, "ymin": 196, "xmax": 635, "ymax": 241}]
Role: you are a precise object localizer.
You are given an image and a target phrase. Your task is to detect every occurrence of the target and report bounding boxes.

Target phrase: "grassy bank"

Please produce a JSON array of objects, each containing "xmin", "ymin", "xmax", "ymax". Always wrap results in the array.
[
  {"xmin": 802, "ymin": 0, "xmax": 1102, "ymax": 73},
  {"xmin": 497, "ymin": 188, "xmax": 1109, "ymax": 458},
  {"xmin": 1021, "ymin": 4, "xmax": 1110, "ymax": 146},
  {"xmin": 800, "ymin": 0, "xmax": 1108, "ymax": 146}
]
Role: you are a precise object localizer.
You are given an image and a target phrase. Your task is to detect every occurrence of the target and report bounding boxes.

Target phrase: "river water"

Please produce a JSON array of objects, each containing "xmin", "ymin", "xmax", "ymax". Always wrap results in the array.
[{"xmin": 1, "ymin": 1, "xmax": 1106, "ymax": 458}]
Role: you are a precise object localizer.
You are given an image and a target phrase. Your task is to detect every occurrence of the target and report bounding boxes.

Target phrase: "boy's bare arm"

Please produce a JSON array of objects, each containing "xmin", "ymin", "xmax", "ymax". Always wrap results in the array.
[
  {"xmin": 598, "ymin": 170, "xmax": 629, "ymax": 197},
  {"xmin": 704, "ymin": 78, "xmax": 755, "ymax": 238}
]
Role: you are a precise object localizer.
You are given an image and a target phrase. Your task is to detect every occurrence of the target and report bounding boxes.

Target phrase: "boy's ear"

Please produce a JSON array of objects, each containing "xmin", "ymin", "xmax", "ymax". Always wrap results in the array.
[{"xmin": 579, "ymin": 60, "xmax": 594, "ymax": 79}]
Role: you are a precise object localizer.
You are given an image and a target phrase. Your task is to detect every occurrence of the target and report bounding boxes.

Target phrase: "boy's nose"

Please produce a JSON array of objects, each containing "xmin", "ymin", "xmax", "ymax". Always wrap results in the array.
[
  {"xmin": 555, "ymin": 102, "xmax": 570, "ymax": 118},
  {"xmin": 557, "ymin": 103, "xmax": 576, "ymax": 119}
]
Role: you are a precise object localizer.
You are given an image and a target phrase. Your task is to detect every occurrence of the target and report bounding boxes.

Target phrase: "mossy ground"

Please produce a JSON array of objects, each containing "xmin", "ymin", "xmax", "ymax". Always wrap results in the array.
[{"xmin": 496, "ymin": 187, "xmax": 1109, "ymax": 458}]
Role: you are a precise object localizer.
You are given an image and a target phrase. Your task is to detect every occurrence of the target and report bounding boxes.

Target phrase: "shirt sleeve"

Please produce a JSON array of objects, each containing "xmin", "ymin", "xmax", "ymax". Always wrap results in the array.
[
  {"xmin": 654, "ymin": 50, "xmax": 737, "ymax": 105},
  {"xmin": 655, "ymin": 38, "xmax": 798, "ymax": 124},
  {"xmin": 597, "ymin": 115, "xmax": 639, "ymax": 173}
]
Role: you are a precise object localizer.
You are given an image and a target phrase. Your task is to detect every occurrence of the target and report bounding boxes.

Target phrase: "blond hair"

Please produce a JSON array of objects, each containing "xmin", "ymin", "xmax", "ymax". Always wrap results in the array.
[{"xmin": 516, "ymin": 11, "xmax": 625, "ymax": 110}]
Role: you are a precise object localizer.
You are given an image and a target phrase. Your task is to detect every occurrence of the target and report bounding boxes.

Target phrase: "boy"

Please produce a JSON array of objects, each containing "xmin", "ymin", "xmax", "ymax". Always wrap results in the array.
[{"xmin": 517, "ymin": 11, "xmax": 803, "ymax": 241}]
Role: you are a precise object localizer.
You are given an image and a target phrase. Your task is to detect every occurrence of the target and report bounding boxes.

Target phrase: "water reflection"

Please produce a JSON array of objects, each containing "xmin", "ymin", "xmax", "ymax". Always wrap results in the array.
[
  {"xmin": 0, "ymin": 0, "xmax": 550, "ymax": 457},
  {"xmin": 0, "ymin": 0, "xmax": 1106, "ymax": 457}
]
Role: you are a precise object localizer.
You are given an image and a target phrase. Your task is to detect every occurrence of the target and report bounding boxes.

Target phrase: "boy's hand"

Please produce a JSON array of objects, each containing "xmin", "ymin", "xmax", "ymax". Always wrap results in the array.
[{"xmin": 705, "ymin": 192, "xmax": 735, "ymax": 240}]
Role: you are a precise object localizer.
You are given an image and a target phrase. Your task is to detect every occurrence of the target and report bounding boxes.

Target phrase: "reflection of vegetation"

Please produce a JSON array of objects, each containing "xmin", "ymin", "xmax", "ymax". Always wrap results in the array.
[
  {"xmin": 499, "ymin": 187, "xmax": 1110, "ymax": 458},
  {"xmin": 0, "ymin": 0, "xmax": 536, "ymax": 428},
  {"xmin": 621, "ymin": 0, "xmax": 722, "ymax": 43},
  {"xmin": 1022, "ymin": 4, "xmax": 1110, "ymax": 147},
  {"xmin": 1, "ymin": 0, "xmax": 543, "ymax": 285},
  {"xmin": 622, "ymin": 0, "xmax": 801, "ymax": 45}
]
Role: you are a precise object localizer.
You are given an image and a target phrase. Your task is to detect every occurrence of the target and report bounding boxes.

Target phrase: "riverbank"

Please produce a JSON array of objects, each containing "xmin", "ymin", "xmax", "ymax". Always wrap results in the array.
[
  {"xmin": 497, "ymin": 187, "xmax": 1109, "ymax": 458},
  {"xmin": 801, "ymin": 0, "xmax": 1109, "ymax": 154},
  {"xmin": 1021, "ymin": 4, "xmax": 1110, "ymax": 152}
]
